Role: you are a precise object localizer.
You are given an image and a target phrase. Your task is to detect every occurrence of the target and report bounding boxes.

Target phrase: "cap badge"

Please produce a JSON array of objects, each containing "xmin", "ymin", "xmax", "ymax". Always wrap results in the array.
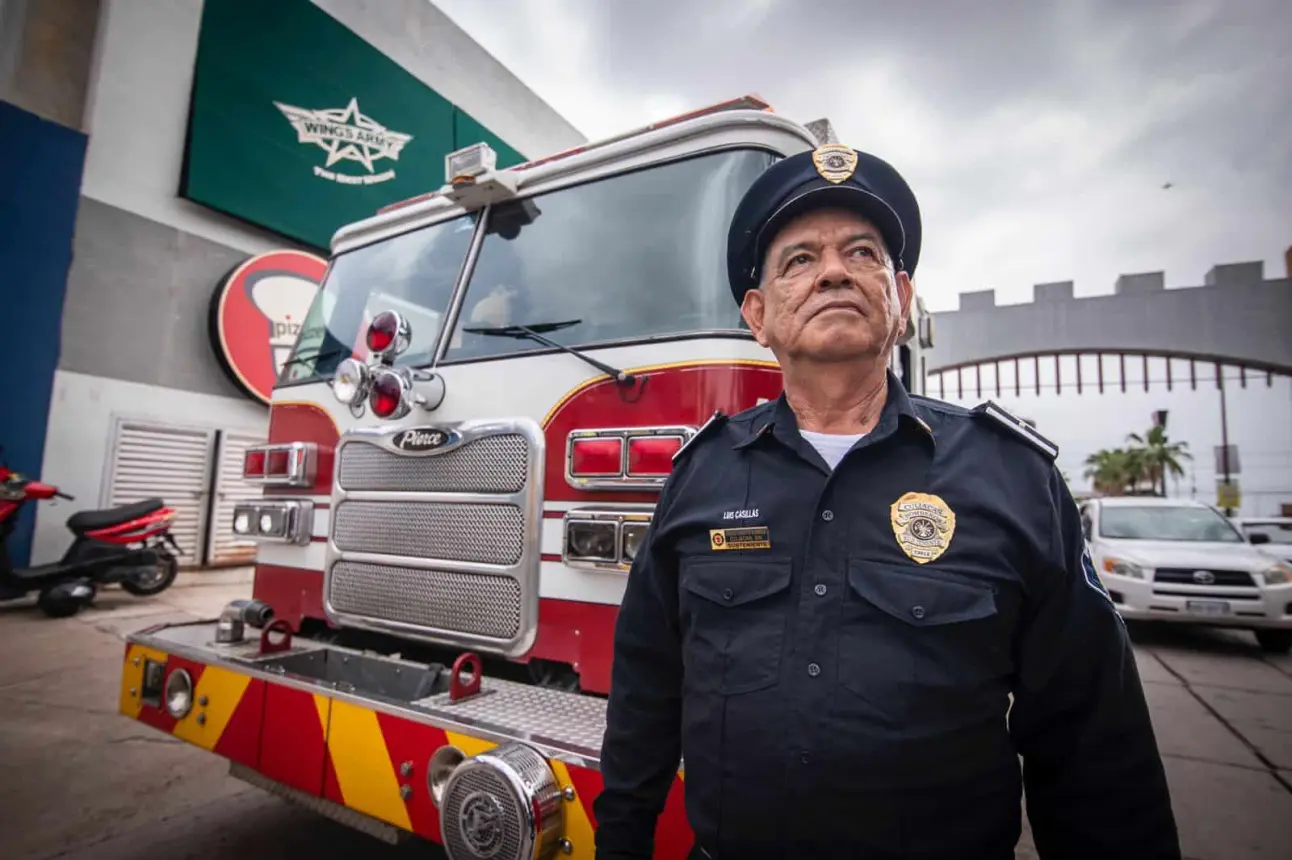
[
  {"xmin": 891, "ymin": 491, "xmax": 956, "ymax": 564},
  {"xmin": 812, "ymin": 144, "xmax": 858, "ymax": 184}
]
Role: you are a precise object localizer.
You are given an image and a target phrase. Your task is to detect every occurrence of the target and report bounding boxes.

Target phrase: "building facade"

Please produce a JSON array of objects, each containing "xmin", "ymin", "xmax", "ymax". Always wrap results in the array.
[{"xmin": 1, "ymin": 0, "xmax": 583, "ymax": 568}]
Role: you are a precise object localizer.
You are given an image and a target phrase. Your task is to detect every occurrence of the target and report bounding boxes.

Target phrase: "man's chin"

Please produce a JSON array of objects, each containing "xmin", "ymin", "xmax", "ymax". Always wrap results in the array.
[{"xmin": 787, "ymin": 336, "xmax": 883, "ymax": 365}]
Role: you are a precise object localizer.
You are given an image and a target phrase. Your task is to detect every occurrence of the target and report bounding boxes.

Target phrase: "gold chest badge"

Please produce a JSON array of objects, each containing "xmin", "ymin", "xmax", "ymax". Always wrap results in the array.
[{"xmin": 891, "ymin": 492, "xmax": 956, "ymax": 564}]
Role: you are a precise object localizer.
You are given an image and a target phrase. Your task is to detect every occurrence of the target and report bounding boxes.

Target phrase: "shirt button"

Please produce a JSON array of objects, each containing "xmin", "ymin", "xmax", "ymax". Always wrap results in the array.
[
  {"xmin": 911, "ymin": 605, "xmax": 926, "ymax": 620},
  {"xmin": 807, "ymin": 662, "xmax": 821, "ymax": 677},
  {"xmin": 801, "ymin": 752, "xmax": 810, "ymax": 764},
  {"xmin": 814, "ymin": 584, "xmax": 827, "ymax": 597},
  {"xmin": 821, "ymin": 510, "xmax": 834, "ymax": 522},
  {"xmin": 723, "ymin": 588, "xmax": 734, "ymax": 601}
]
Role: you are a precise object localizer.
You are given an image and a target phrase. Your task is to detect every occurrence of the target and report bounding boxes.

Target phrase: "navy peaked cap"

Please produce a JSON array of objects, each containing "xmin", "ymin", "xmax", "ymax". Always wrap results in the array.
[{"xmin": 726, "ymin": 145, "xmax": 922, "ymax": 304}]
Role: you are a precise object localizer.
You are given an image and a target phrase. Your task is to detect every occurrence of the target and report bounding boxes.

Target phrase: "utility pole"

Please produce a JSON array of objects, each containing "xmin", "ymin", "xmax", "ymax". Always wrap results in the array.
[{"xmin": 1219, "ymin": 369, "xmax": 1233, "ymax": 516}]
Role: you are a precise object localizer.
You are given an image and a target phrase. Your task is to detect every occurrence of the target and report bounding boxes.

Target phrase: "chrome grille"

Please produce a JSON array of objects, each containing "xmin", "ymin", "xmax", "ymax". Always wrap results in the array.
[
  {"xmin": 1155, "ymin": 568, "xmax": 1256, "ymax": 587},
  {"xmin": 333, "ymin": 501, "xmax": 524, "ymax": 565},
  {"xmin": 338, "ymin": 435, "xmax": 528, "ymax": 493},
  {"xmin": 324, "ymin": 420, "xmax": 544, "ymax": 658},
  {"xmin": 329, "ymin": 561, "xmax": 522, "ymax": 639}
]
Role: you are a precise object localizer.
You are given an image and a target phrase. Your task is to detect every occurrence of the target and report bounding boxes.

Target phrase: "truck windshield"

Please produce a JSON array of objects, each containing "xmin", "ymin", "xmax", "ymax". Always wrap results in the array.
[
  {"xmin": 280, "ymin": 212, "xmax": 479, "ymax": 384},
  {"xmin": 444, "ymin": 148, "xmax": 774, "ymax": 362},
  {"xmin": 1099, "ymin": 505, "xmax": 1245, "ymax": 543},
  {"xmin": 278, "ymin": 147, "xmax": 775, "ymax": 385}
]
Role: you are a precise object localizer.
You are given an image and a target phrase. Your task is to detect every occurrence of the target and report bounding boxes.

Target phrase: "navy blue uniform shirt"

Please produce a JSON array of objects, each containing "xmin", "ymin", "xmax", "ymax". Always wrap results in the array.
[{"xmin": 593, "ymin": 372, "xmax": 1180, "ymax": 860}]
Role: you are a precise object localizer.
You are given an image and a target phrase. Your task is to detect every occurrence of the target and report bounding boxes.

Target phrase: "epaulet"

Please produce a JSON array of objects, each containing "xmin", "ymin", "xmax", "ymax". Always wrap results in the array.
[
  {"xmin": 673, "ymin": 411, "xmax": 728, "ymax": 463},
  {"xmin": 970, "ymin": 400, "xmax": 1058, "ymax": 460}
]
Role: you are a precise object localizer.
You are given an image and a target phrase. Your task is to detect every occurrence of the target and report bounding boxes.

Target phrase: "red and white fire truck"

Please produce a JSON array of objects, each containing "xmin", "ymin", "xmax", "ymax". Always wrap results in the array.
[{"xmin": 119, "ymin": 96, "xmax": 932, "ymax": 859}]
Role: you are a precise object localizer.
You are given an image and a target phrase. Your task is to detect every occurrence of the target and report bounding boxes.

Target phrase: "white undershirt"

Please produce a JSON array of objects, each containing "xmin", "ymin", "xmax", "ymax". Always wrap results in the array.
[{"xmin": 799, "ymin": 430, "xmax": 867, "ymax": 470}]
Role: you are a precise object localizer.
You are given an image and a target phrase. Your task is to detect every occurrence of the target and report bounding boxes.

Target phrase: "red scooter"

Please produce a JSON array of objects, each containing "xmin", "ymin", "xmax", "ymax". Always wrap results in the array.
[{"xmin": 0, "ymin": 446, "xmax": 182, "ymax": 618}]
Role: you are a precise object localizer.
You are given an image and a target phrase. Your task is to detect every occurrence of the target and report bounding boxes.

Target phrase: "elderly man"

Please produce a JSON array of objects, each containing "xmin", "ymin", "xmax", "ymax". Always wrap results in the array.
[{"xmin": 592, "ymin": 146, "xmax": 1181, "ymax": 860}]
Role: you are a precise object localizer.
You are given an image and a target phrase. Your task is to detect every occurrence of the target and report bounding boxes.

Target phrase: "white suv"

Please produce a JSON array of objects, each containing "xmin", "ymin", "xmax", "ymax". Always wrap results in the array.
[{"xmin": 1079, "ymin": 496, "xmax": 1292, "ymax": 653}]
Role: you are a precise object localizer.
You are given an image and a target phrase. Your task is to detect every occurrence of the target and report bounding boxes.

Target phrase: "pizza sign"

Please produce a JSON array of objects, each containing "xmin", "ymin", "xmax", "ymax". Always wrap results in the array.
[{"xmin": 208, "ymin": 250, "xmax": 329, "ymax": 404}]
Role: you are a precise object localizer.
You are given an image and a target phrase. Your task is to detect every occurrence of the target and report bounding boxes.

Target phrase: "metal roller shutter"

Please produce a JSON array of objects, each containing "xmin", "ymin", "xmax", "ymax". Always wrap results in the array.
[
  {"xmin": 206, "ymin": 430, "xmax": 267, "ymax": 567},
  {"xmin": 105, "ymin": 422, "xmax": 215, "ymax": 565}
]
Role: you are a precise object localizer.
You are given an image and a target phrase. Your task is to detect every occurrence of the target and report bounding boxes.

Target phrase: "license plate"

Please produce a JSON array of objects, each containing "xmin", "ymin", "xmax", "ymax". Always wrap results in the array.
[{"xmin": 1186, "ymin": 600, "xmax": 1231, "ymax": 616}]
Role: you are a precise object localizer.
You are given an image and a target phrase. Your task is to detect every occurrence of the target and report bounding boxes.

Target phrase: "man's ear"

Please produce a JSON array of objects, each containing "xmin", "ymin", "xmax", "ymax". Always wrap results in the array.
[
  {"xmin": 740, "ymin": 289, "xmax": 768, "ymax": 347},
  {"xmin": 894, "ymin": 271, "xmax": 914, "ymax": 337}
]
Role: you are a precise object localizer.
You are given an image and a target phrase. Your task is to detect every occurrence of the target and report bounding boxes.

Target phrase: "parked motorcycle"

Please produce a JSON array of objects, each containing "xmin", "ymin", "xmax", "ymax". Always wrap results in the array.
[{"xmin": 0, "ymin": 446, "xmax": 182, "ymax": 618}]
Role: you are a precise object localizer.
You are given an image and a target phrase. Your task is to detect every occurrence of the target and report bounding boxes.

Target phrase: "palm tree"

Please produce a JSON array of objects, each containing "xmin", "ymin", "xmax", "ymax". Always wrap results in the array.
[
  {"xmin": 1084, "ymin": 448, "xmax": 1138, "ymax": 495},
  {"xmin": 1126, "ymin": 425, "xmax": 1192, "ymax": 497}
]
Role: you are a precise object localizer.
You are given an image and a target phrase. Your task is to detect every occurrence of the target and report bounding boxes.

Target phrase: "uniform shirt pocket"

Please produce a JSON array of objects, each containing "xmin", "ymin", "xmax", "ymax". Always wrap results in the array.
[
  {"xmin": 838, "ymin": 561, "xmax": 1006, "ymax": 718},
  {"xmin": 680, "ymin": 557, "xmax": 793, "ymax": 696}
]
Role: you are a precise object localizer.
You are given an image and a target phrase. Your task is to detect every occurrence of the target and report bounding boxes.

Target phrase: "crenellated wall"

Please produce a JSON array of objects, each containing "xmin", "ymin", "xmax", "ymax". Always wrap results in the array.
[{"xmin": 928, "ymin": 255, "xmax": 1292, "ymax": 374}]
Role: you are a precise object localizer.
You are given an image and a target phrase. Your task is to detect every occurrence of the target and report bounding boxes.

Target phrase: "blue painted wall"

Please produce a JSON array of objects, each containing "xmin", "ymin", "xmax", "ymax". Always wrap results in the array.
[{"xmin": 0, "ymin": 101, "xmax": 87, "ymax": 567}]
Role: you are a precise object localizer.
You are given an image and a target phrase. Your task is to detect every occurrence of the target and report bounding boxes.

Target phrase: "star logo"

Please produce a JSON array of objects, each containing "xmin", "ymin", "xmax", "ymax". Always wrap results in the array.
[{"xmin": 273, "ymin": 97, "xmax": 413, "ymax": 185}]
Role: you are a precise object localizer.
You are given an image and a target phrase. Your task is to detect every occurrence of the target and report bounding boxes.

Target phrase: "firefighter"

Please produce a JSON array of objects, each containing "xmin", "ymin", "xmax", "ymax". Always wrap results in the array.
[{"xmin": 593, "ymin": 145, "xmax": 1181, "ymax": 859}]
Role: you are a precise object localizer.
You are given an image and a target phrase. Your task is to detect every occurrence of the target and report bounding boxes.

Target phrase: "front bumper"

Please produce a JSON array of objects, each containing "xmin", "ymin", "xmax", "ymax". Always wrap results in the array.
[
  {"xmin": 118, "ymin": 619, "xmax": 693, "ymax": 860},
  {"xmin": 1104, "ymin": 575, "xmax": 1292, "ymax": 629}
]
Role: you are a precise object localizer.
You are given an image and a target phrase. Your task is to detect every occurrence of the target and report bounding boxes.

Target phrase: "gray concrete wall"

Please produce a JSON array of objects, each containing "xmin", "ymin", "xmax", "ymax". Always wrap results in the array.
[
  {"xmin": 59, "ymin": 197, "xmax": 287, "ymax": 398},
  {"xmin": 928, "ymin": 259, "xmax": 1292, "ymax": 374}
]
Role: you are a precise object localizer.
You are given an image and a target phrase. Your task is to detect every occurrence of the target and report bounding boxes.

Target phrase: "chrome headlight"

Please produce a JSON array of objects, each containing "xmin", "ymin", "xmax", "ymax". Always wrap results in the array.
[
  {"xmin": 1261, "ymin": 562, "xmax": 1292, "ymax": 585},
  {"xmin": 1105, "ymin": 557, "xmax": 1145, "ymax": 579},
  {"xmin": 332, "ymin": 357, "xmax": 369, "ymax": 406},
  {"xmin": 164, "ymin": 668, "xmax": 194, "ymax": 718}
]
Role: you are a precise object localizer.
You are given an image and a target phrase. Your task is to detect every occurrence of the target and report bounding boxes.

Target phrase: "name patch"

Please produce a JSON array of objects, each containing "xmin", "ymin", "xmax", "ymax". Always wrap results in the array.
[
  {"xmin": 710, "ymin": 526, "xmax": 771, "ymax": 551},
  {"xmin": 723, "ymin": 509, "xmax": 760, "ymax": 521}
]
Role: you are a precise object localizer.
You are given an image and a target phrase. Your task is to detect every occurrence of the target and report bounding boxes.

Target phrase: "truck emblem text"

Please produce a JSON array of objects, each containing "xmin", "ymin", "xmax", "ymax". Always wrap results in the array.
[{"xmin": 393, "ymin": 428, "xmax": 451, "ymax": 452}]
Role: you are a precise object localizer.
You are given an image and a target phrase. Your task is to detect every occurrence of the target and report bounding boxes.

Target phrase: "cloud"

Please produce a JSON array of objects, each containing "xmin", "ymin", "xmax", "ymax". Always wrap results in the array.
[{"xmin": 431, "ymin": 0, "xmax": 1292, "ymax": 310}]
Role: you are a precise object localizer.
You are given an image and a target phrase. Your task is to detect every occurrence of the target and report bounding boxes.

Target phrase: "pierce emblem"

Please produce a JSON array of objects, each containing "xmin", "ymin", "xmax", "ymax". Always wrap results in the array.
[{"xmin": 891, "ymin": 491, "xmax": 956, "ymax": 564}]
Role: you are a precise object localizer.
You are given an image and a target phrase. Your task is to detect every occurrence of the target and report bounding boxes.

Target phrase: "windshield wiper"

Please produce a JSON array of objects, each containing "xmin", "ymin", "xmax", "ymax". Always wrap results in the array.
[
  {"xmin": 279, "ymin": 347, "xmax": 347, "ymax": 371},
  {"xmin": 462, "ymin": 320, "xmax": 635, "ymax": 385}
]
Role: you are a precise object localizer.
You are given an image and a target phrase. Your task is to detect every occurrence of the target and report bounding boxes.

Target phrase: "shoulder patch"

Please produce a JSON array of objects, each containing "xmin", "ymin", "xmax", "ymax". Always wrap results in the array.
[
  {"xmin": 673, "ymin": 411, "xmax": 728, "ymax": 463},
  {"xmin": 1081, "ymin": 542, "xmax": 1114, "ymax": 604},
  {"xmin": 971, "ymin": 400, "xmax": 1058, "ymax": 460}
]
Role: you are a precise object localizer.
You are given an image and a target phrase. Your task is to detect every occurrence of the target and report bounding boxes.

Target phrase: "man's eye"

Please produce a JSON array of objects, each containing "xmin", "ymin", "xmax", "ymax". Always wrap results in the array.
[
  {"xmin": 851, "ymin": 246, "xmax": 876, "ymax": 258},
  {"xmin": 787, "ymin": 253, "xmax": 812, "ymax": 269}
]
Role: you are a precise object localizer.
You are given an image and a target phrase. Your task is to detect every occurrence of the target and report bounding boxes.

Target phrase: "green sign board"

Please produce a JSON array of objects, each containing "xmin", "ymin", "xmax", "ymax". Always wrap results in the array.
[{"xmin": 182, "ymin": 0, "xmax": 526, "ymax": 250}]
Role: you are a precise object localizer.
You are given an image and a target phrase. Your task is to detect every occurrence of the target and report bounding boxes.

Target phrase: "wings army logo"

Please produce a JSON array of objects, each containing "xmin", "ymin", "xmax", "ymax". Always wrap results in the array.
[
  {"xmin": 273, "ymin": 97, "xmax": 413, "ymax": 185},
  {"xmin": 812, "ymin": 144, "xmax": 858, "ymax": 184},
  {"xmin": 891, "ymin": 491, "xmax": 956, "ymax": 564}
]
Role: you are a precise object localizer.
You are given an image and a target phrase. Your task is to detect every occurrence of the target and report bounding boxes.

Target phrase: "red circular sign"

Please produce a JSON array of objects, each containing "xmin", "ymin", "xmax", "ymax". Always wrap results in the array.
[{"xmin": 209, "ymin": 250, "xmax": 329, "ymax": 404}]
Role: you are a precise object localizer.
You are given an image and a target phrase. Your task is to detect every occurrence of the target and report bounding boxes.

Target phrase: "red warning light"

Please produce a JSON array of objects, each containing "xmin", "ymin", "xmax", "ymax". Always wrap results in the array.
[
  {"xmin": 367, "ymin": 311, "xmax": 400, "ymax": 353},
  {"xmin": 369, "ymin": 371, "xmax": 404, "ymax": 418}
]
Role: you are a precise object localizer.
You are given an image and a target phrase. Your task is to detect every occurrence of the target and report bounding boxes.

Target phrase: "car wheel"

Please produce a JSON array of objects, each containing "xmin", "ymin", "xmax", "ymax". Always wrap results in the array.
[{"xmin": 1254, "ymin": 629, "xmax": 1292, "ymax": 654}]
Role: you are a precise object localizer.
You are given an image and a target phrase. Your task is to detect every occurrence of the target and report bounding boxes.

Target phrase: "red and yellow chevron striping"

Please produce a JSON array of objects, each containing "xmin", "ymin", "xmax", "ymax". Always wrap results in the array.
[{"xmin": 118, "ymin": 642, "xmax": 691, "ymax": 858}]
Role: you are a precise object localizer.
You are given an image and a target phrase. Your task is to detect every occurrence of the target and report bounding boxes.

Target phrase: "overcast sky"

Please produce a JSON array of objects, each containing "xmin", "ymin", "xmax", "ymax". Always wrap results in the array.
[
  {"xmin": 432, "ymin": 0, "xmax": 1291, "ymax": 314},
  {"xmin": 430, "ymin": 0, "xmax": 1292, "ymax": 510}
]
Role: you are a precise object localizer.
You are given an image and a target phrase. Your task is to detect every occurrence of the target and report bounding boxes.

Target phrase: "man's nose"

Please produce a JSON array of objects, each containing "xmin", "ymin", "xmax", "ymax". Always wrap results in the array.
[{"xmin": 814, "ymin": 247, "xmax": 853, "ymax": 289}]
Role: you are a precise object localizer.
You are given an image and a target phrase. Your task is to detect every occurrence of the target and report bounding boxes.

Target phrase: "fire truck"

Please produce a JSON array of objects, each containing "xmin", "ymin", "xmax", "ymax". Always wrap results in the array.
[{"xmin": 118, "ymin": 96, "xmax": 933, "ymax": 859}]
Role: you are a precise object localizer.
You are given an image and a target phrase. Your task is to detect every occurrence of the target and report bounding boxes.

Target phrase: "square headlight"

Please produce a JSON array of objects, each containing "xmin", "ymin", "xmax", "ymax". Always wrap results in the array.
[
  {"xmin": 621, "ymin": 522, "xmax": 649, "ymax": 563},
  {"xmin": 566, "ymin": 521, "xmax": 618, "ymax": 561}
]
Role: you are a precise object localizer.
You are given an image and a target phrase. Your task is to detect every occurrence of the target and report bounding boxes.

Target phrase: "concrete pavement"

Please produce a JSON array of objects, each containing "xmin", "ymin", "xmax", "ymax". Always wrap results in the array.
[
  {"xmin": 1128, "ymin": 622, "xmax": 1292, "ymax": 860},
  {"xmin": 1, "ymin": 573, "xmax": 1290, "ymax": 859}
]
